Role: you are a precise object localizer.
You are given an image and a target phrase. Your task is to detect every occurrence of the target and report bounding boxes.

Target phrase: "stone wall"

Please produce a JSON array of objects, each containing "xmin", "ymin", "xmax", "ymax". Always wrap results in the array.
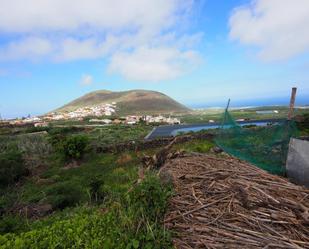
[{"xmin": 95, "ymin": 133, "xmax": 214, "ymax": 153}]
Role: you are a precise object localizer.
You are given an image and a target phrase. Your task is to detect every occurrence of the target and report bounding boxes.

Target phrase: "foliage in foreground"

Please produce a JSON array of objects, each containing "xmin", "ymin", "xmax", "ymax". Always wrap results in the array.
[
  {"xmin": 0, "ymin": 147, "xmax": 27, "ymax": 187},
  {"xmin": 0, "ymin": 175, "xmax": 173, "ymax": 249}
]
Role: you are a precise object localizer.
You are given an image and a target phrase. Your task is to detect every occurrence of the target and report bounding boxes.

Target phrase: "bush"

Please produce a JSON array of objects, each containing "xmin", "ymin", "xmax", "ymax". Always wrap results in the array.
[
  {"xmin": 88, "ymin": 176, "xmax": 107, "ymax": 204},
  {"xmin": 0, "ymin": 215, "xmax": 27, "ymax": 235},
  {"xmin": 46, "ymin": 182, "xmax": 86, "ymax": 210},
  {"xmin": 61, "ymin": 135, "xmax": 89, "ymax": 160},
  {"xmin": 0, "ymin": 148, "xmax": 28, "ymax": 187},
  {"xmin": 50, "ymin": 135, "xmax": 89, "ymax": 161},
  {"xmin": 126, "ymin": 175, "xmax": 173, "ymax": 248},
  {"xmin": 129, "ymin": 174, "xmax": 172, "ymax": 221}
]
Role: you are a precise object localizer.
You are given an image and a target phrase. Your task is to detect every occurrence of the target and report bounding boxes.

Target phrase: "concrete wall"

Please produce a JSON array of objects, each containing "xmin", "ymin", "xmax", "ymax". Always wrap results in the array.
[{"xmin": 286, "ymin": 138, "xmax": 309, "ymax": 188}]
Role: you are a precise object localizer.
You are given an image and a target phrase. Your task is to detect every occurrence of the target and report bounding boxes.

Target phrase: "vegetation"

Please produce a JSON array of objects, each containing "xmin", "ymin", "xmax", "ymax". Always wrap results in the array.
[
  {"xmin": 0, "ymin": 147, "xmax": 27, "ymax": 187},
  {"xmin": 296, "ymin": 113, "xmax": 309, "ymax": 135},
  {"xmin": 174, "ymin": 138, "xmax": 214, "ymax": 154},
  {"xmin": 89, "ymin": 124, "xmax": 153, "ymax": 147},
  {"xmin": 0, "ymin": 123, "xmax": 179, "ymax": 248},
  {"xmin": 0, "ymin": 174, "xmax": 173, "ymax": 249},
  {"xmin": 0, "ymin": 109, "xmax": 307, "ymax": 248},
  {"xmin": 59, "ymin": 135, "xmax": 89, "ymax": 161}
]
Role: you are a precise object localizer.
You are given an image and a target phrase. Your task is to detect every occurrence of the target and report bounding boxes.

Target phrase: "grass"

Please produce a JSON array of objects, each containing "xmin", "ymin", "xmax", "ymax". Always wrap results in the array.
[
  {"xmin": 0, "ymin": 126, "xmax": 174, "ymax": 248},
  {"xmin": 0, "ymin": 152, "xmax": 134, "ymax": 210},
  {"xmin": 88, "ymin": 124, "xmax": 153, "ymax": 146},
  {"xmin": 0, "ymin": 153, "xmax": 173, "ymax": 248},
  {"xmin": 0, "ymin": 122, "xmax": 216, "ymax": 247},
  {"xmin": 0, "ymin": 174, "xmax": 173, "ymax": 248},
  {"xmin": 174, "ymin": 138, "xmax": 214, "ymax": 154}
]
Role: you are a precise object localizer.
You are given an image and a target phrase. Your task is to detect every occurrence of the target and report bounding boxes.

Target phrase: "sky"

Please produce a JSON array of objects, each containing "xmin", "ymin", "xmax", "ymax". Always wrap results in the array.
[{"xmin": 0, "ymin": 0, "xmax": 309, "ymax": 118}]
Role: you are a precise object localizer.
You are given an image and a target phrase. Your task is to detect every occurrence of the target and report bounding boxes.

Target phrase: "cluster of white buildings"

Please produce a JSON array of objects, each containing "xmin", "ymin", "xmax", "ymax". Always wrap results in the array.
[
  {"xmin": 45, "ymin": 103, "xmax": 117, "ymax": 121},
  {"xmin": 6, "ymin": 108, "xmax": 181, "ymax": 127},
  {"xmin": 6, "ymin": 103, "xmax": 117, "ymax": 126},
  {"xmin": 146, "ymin": 115, "xmax": 180, "ymax": 124},
  {"xmin": 89, "ymin": 115, "xmax": 181, "ymax": 125},
  {"xmin": 125, "ymin": 115, "xmax": 181, "ymax": 125},
  {"xmin": 4, "ymin": 101, "xmax": 184, "ymax": 127}
]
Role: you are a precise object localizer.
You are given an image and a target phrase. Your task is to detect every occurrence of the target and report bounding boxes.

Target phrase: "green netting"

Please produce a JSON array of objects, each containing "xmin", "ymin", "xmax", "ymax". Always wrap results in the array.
[{"xmin": 215, "ymin": 110, "xmax": 299, "ymax": 175}]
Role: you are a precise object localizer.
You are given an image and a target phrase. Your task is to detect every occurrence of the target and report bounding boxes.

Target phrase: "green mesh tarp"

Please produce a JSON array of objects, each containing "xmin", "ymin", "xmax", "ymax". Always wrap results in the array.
[{"xmin": 215, "ymin": 110, "xmax": 298, "ymax": 175}]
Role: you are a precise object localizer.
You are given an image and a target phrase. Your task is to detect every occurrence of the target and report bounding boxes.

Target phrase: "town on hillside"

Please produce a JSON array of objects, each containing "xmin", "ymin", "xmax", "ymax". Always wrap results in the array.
[{"xmin": 1, "ymin": 102, "xmax": 181, "ymax": 127}]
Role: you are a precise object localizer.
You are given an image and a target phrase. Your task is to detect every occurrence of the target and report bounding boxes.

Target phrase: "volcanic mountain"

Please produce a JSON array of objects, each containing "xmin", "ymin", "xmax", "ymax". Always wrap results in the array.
[{"xmin": 55, "ymin": 90, "xmax": 190, "ymax": 115}]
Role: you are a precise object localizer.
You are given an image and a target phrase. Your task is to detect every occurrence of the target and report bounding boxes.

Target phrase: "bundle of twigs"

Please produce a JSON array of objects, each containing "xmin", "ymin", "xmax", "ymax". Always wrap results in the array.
[{"xmin": 163, "ymin": 153, "xmax": 309, "ymax": 249}]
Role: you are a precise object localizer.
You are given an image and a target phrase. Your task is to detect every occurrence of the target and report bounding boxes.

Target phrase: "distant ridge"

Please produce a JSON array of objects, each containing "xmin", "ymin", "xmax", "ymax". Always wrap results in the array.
[{"xmin": 54, "ymin": 89, "xmax": 190, "ymax": 115}]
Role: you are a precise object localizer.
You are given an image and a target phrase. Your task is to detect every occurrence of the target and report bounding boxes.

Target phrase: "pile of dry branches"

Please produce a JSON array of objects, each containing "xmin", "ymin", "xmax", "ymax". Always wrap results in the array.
[{"xmin": 163, "ymin": 153, "xmax": 309, "ymax": 249}]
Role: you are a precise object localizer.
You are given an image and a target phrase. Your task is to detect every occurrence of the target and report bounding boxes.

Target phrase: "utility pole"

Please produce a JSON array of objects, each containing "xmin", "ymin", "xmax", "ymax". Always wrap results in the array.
[{"xmin": 288, "ymin": 87, "xmax": 297, "ymax": 120}]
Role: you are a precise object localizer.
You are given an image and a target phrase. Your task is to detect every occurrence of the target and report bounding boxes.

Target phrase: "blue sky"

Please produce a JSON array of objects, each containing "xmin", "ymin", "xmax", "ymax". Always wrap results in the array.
[{"xmin": 0, "ymin": 0, "xmax": 309, "ymax": 118}]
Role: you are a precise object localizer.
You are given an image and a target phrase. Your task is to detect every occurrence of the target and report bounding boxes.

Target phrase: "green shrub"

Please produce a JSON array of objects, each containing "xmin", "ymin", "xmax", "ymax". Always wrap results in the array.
[
  {"xmin": 88, "ymin": 176, "xmax": 107, "ymax": 204},
  {"xmin": 46, "ymin": 182, "xmax": 86, "ymax": 210},
  {"xmin": 0, "ymin": 148, "xmax": 28, "ymax": 187},
  {"xmin": 50, "ymin": 134, "xmax": 89, "ymax": 161},
  {"xmin": 0, "ymin": 215, "xmax": 27, "ymax": 235},
  {"xmin": 61, "ymin": 135, "xmax": 89, "ymax": 160},
  {"xmin": 129, "ymin": 174, "xmax": 172, "ymax": 221},
  {"xmin": 125, "ymin": 175, "xmax": 173, "ymax": 248}
]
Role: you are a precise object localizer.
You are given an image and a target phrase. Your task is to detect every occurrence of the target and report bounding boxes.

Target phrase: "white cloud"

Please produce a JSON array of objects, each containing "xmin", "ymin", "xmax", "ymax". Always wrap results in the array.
[
  {"xmin": 0, "ymin": 37, "xmax": 52, "ymax": 61},
  {"xmin": 80, "ymin": 74, "xmax": 93, "ymax": 86},
  {"xmin": 0, "ymin": 0, "xmax": 201, "ymax": 81},
  {"xmin": 108, "ymin": 47, "xmax": 200, "ymax": 82},
  {"xmin": 229, "ymin": 0, "xmax": 309, "ymax": 61},
  {"xmin": 0, "ymin": 0, "xmax": 184, "ymax": 33},
  {"xmin": 56, "ymin": 38, "xmax": 105, "ymax": 61}
]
